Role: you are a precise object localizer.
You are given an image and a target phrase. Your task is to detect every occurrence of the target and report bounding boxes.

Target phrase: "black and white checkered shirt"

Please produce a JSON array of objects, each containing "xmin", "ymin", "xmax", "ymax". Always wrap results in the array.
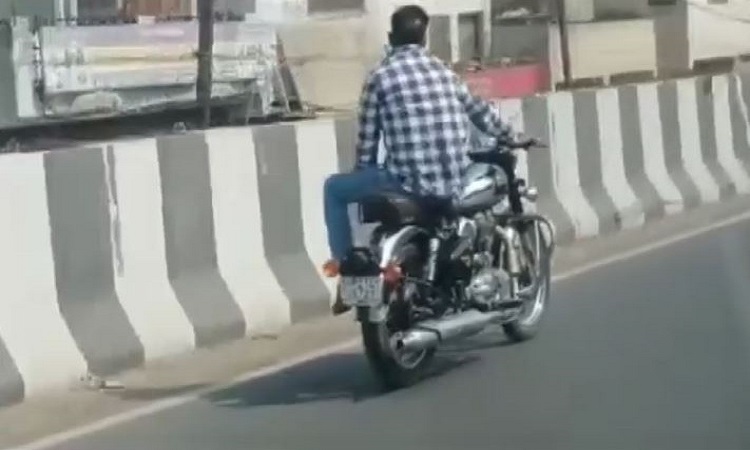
[{"xmin": 355, "ymin": 44, "xmax": 511, "ymax": 199}]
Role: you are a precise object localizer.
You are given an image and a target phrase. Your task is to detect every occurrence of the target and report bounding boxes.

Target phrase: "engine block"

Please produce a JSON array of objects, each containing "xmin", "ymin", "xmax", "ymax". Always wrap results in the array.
[{"xmin": 467, "ymin": 266, "xmax": 511, "ymax": 307}]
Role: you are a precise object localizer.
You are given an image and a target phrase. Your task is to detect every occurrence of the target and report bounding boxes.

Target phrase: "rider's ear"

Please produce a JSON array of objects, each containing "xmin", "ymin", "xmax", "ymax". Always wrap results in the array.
[{"xmin": 388, "ymin": 32, "xmax": 395, "ymax": 46}]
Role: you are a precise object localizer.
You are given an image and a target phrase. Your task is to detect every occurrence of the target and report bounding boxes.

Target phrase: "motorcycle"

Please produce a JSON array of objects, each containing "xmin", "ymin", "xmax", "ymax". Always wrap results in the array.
[{"xmin": 335, "ymin": 135, "xmax": 556, "ymax": 389}]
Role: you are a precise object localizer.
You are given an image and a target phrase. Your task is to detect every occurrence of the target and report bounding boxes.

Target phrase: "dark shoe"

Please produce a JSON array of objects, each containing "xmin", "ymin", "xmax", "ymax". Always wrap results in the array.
[{"xmin": 331, "ymin": 284, "xmax": 352, "ymax": 316}]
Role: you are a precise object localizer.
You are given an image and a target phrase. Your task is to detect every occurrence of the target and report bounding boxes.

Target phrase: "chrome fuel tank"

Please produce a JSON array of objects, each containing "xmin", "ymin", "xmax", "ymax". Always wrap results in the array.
[{"xmin": 455, "ymin": 163, "xmax": 508, "ymax": 216}]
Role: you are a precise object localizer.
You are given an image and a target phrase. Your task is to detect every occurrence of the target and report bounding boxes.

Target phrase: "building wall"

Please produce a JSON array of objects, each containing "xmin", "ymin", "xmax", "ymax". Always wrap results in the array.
[
  {"xmin": 77, "ymin": 0, "xmax": 120, "ymax": 19},
  {"xmin": 275, "ymin": 17, "xmax": 372, "ymax": 110},
  {"xmin": 490, "ymin": 20, "xmax": 549, "ymax": 63},
  {"xmin": 549, "ymin": 18, "xmax": 658, "ymax": 83},
  {"xmin": 593, "ymin": 0, "xmax": 651, "ymax": 19},
  {"xmin": 688, "ymin": 0, "xmax": 750, "ymax": 64},
  {"xmin": 254, "ymin": 0, "xmax": 307, "ymax": 21},
  {"xmin": 564, "ymin": 0, "xmax": 595, "ymax": 22},
  {"xmin": 214, "ymin": 0, "xmax": 256, "ymax": 16},
  {"xmin": 308, "ymin": 0, "xmax": 364, "ymax": 14},
  {"xmin": 0, "ymin": 0, "xmax": 61, "ymax": 21},
  {"xmin": 652, "ymin": 1, "xmax": 690, "ymax": 76},
  {"xmin": 124, "ymin": 0, "xmax": 192, "ymax": 17},
  {"xmin": 459, "ymin": 12, "xmax": 483, "ymax": 61},
  {"xmin": 567, "ymin": 0, "xmax": 666, "ymax": 22}
]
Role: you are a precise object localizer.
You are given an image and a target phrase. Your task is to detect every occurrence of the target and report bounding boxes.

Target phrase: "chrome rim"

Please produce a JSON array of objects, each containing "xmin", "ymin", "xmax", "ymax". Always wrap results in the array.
[
  {"xmin": 518, "ymin": 271, "xmax": 547, "ymax": 327},
  {"xmin": 517, "ymin": 225, "xmax": 548, "ymax": 327}
]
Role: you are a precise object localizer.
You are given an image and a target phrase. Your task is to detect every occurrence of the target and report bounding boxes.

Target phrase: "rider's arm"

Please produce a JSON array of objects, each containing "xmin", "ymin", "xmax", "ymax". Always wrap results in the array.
[
  {"xmin": 455, "ymin": 75, "xmax": 512, "ymax": 138},
  {"xmin": 355, "ymin": 72, "xmax": 382, "ymax": 170}
]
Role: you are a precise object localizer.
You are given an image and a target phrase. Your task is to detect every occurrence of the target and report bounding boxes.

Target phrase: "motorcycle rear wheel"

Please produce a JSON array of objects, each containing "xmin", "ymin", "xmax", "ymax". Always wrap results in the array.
[{"xmin": 361, "ymin": 243, "xmax": 436, "ymax": 390}]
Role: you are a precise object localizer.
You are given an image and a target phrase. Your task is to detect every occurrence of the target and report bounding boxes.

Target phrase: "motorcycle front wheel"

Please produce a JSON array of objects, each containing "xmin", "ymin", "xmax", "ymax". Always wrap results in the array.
[{"xmin": 503, "ymin": 219, "xmax": 552, "ymax": 342}]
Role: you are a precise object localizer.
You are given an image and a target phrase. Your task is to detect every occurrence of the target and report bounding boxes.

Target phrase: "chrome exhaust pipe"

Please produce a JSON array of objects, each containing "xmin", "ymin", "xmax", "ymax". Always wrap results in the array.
[{"xmin": 394, "ymin": 309, "xmax": 506, "ymax": 353}]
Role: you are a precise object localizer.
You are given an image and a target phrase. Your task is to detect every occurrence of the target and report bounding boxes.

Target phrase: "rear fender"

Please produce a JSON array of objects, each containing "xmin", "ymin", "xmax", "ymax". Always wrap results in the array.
[
  {"xmin": 355, "ymin": 226, "xmax": 428, "ymax": 324},
  {"xmin": 379, "ymin": 225, "xmax": 429, "ymax": 268}
]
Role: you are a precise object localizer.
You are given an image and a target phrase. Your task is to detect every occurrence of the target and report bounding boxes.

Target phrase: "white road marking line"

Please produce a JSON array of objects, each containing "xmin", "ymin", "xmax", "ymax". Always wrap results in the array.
[
  {"xmin": 9, "ymin": 209, "xmax": 750, "ymax": 450},
  {"xmin": 553, "ymin": 209, "xmax": 750, "ymax": 282}
]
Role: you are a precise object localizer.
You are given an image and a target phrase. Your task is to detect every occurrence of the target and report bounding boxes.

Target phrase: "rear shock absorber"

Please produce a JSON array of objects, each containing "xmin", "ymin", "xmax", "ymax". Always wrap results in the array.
[{"xmin": 426, "ymin": 237, "xmax": 441, "ymax": 283}]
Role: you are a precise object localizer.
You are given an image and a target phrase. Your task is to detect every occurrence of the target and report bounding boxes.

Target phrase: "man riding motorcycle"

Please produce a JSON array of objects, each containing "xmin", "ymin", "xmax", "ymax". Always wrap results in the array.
[{"xmin": 322, "ymin": 4, "xmax": 515, "ymax": 315}]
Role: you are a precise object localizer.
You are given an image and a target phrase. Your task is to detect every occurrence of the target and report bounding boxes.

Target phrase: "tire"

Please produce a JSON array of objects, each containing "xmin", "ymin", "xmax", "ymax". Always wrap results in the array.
[
  {"xmin": 361, "ymin": 321, "xmax": 436, "ymax": 390},
  {"xmin": 360, "ymin": 242, "xmax": 436, "ymax": 390},
  {"xmin": 503, "ymin": 221, "xmax": 552, "ymax": 342}
]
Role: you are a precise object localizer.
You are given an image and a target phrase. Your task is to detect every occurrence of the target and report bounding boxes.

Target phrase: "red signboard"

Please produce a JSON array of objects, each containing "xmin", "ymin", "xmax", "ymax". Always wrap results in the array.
[{"xmin": 462, "ymin": 63, "xmax": 551, "ymax": 100}]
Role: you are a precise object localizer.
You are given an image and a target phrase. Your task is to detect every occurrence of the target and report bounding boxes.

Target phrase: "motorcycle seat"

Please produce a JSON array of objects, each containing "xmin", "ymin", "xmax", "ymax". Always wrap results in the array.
[{"xmin": 360, "ymin": 190, "xmax": 456, "ymax": 228}]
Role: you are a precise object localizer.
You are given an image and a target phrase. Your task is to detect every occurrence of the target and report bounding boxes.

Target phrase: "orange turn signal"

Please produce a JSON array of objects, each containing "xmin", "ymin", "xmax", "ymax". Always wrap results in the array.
[
  {"xmin": 322, "ymin": 260, "xmax": 340, "ymax": 278},
  {"xmin": 382, "ymin": 263, "xmax": 403, "ymax": 286}
]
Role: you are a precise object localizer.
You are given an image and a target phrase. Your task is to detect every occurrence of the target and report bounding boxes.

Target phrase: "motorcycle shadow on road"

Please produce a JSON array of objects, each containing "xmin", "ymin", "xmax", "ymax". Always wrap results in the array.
[{"xmin": 202, "ymin": 333, "xmax": 514, "ymax": 410}]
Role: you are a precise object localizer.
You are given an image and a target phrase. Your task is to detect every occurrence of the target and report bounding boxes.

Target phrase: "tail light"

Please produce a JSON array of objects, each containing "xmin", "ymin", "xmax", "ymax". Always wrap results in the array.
[{"xmin": 381, "ymin": 263, "xmax": 403, "ymax": 286}]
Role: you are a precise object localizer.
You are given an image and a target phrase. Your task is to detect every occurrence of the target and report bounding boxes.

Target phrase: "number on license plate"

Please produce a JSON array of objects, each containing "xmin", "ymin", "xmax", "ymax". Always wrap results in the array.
[{"xmin": 340, "ymin": 276, "xmax": 383, "ymax": 307}]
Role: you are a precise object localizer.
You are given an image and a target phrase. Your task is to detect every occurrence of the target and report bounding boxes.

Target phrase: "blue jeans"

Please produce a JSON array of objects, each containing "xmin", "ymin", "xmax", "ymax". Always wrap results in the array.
[{"xmin": 324, "ymin": 167, "xmax": 402, "ymax": 261}]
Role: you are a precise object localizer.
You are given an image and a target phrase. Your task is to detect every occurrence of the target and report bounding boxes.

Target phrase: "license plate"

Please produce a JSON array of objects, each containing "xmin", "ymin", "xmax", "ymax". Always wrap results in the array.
[{"xmin": 340, "ymin": 276, "xmax": 383, "ymax": 307}]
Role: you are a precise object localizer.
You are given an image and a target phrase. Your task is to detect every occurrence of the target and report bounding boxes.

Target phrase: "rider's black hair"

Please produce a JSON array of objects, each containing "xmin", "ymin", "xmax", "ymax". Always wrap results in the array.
[{"xmin": 389, "ymin": 5, "xmax": 430, "ymax": 47}]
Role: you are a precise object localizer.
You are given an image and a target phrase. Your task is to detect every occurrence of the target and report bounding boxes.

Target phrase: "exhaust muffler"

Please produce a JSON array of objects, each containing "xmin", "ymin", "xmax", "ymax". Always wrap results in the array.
[{"xmin": 393, "ymin": 309, "xmax": 506, "ymax": 353}]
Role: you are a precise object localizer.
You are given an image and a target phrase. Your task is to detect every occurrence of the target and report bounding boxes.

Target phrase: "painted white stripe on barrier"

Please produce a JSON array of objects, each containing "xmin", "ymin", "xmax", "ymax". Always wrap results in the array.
[
  {"xmin": 0, "ymin": 153, "xmax": 87, "ymax": 395},
  {"xmin": 596, "ymin": 88, "xmax": 645, "ymax": 229},
  {"xmin": 712, "ymin": 75, "xmax": 750, "ymax": 193},
  {"xmin": 295, "ymin": 120, "xmax": 339, "ymax": 303},
  {"xmin": 547, "ymin": 92, "xmax": 600, "ymax": 238},
  {"xmin": 733, "ymin": 74, "xmax": 750, "ymax": 150},
  {"xmin": 108, "ymin": 140, "xmax": 196, "ymax": 360},
  {"xmin": 498, "ymin": 98, "xmax": 528, "ymax": 182},
  {"xmin": 636, "ymin": 83, "xmax": 684, "ymax": 215},
  {"xmin": 676, "ymin": 78, "xmax": 721, "ymax": 203},
  {"xmin": 207, "ymin": 127, "xmax": 291, "ymax": 335}
]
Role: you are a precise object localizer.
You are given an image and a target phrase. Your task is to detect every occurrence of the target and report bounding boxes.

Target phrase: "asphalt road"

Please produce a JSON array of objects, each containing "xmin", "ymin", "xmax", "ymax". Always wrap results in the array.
[{"xmin": 41, "ymin": 217, "xmax": 750, "ymax": 450}]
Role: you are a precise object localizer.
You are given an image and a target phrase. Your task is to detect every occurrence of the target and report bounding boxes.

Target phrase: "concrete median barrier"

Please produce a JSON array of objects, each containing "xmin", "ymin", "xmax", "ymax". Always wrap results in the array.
[{"xmin": 0, "ymin": 72, "xmax": 749, "ymax": 407}]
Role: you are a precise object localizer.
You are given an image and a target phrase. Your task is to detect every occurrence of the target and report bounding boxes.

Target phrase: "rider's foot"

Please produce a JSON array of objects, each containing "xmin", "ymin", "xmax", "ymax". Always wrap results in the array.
[
  {"xmin": 331, "ymin": 284, "xmax": 352, "ymax": 316},
  {"xmin": 322, "ymin": 259, "xmax": 351, "ymax": 315}
]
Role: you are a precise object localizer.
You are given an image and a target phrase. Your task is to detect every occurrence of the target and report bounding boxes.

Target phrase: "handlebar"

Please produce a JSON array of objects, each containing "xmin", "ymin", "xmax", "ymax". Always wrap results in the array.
[
  {"xmin": 496, "ymin": 135, "xmax": 547, "ymax": 151},
  {"xmin": 468, "ymin": 134, "xmax": 546, "ymax": 165}
]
